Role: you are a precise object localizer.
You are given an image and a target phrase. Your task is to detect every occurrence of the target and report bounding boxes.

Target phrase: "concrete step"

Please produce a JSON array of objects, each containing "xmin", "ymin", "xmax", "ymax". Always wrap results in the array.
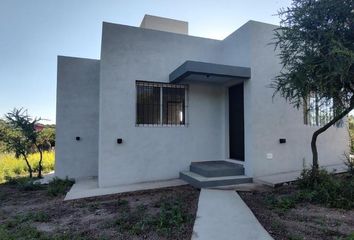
[
  {"xmin": 180, "ymin": 171, "xmax": 252, "ymax": 188},
  {"xmin": 190, "ymin": 160, "xmax": 244, "ymax": 177}
]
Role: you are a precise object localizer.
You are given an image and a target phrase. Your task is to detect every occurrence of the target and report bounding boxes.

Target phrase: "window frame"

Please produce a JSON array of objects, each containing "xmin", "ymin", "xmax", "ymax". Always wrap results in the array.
[
  {"xmin": 135, "ymin": 80, "xmax": 189, "ymax": 127},
  {"xmin": 303, "ymin": 93, "xmax": 343, "ymax": 128}
]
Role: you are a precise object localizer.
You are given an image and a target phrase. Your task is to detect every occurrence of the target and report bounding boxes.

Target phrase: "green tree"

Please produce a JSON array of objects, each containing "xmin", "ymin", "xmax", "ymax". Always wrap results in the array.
[
  {"xmin": 39, "ymin": 126, "xmax": 55, "ymax": 150},
  {"xmin": 0, "ymin": 118, "xmax": 34, "ymax": 177},
  {"xmin": 0, "ymin": 119, "xmax": 6, "ymax": 152},
  {"xmin": 0, "ymin": 109, "xmax": 45, "ymax": 178},
  {"xmin": 273, "ymin": 0, "xmax": 354, "ymax": 176}
]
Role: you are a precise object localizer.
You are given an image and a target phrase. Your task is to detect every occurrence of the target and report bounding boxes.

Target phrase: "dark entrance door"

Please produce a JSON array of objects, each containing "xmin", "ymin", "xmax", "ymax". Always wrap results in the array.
[{"xmin": 229, "ymin": 83, "xmax": 244, "ymax": 161}]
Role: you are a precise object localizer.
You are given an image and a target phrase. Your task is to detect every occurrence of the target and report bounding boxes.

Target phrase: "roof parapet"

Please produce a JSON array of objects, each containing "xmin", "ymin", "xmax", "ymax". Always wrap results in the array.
[{"xmin": 140, "ymin": 14, "xmax": 188, "ymax": 35}]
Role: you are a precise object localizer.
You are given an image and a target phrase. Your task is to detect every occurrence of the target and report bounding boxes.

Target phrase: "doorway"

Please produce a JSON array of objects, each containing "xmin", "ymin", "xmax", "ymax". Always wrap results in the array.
[{"xmin": 228, "ymin": 83, "xmax": 245, "ymax": 161}]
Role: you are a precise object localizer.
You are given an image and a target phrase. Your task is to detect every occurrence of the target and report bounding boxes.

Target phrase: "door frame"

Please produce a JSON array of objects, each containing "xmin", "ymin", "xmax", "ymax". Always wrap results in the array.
[{"xmin": 227, "ymin": 83, "xmax": 245, "ymax": 161}]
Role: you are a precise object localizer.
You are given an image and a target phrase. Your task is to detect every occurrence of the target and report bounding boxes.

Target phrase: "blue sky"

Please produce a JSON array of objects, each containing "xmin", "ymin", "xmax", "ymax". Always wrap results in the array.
[{"xmin": 0, "ymin": 0, "xmax": 292, "ymax": 123}]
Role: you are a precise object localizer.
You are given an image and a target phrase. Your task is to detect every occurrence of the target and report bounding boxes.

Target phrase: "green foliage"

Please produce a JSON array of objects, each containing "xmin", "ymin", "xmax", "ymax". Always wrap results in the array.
[
  {"xmin": 0, "ymin": 225, "xmax": 43, "ymax": 240},
  {"xmin": 47, "ymin": 177, "xmax": 75, "ymax": 197},
  {"xmin": 344, "ymin": 153, "xmax": 354, "ymax": 177},
  {"xmin": 0, "ymin": 108, "xmax": 45, "ymax": 178},
  {"xmin": 155, "ymin": 197, "xmax": 191, "ymax": 235},
  {"xmin": 297, "ymin": 168, "xmax": 354, "ymax": 209},
  {"xmin": 349, "ymin": 116, "xmax": 354, "ymax": 152},
  {"xmin": 0, "ymin": 225, "xmax": 91, "ymax": 240},
  {"xmin": 346, "ymin": 233, "xmax": 354, "ymax": 240},
  {"xmin": 335, "ymin": 233, "xmax": 354, "ymax": 240},
  {"xmin": 39, "ymin": 126, "xmax": 55, "ymax": 150},
  {"xmin": 264, "ymin": 194, "xmax": 297, "ymax": 212},
  {"xmin": 25, "ymin": 212, "xmax": 51, "ymax": 222},
  {"xmin": 113, "ymin": 196, "xmax": 193, "ymax": 237},
  {"xmin": 273, "ymin": 0, "xmax": 354, "ymax": 110},
  {"xmin": 0, "ymin": 221, "xmax": 88, "ymax": 240},
  {"xmin": 115, "ymin": 199, "xmax": 129, "ymax": 208},
  {"xmin": 114, "ymin": 204, "xmax": 151, "ymax": 235},
  {"xmin": 266, "ymin": 169, "xmax": 354, "ymax": 211},
  {"xmin": 4, "ymin": 176, "xmax": 44, "ymax": 191},
  {"xmin": 0, "ymin": 151, "xmax": 55, "ymax": 183},
  {"xmin": 0, "ymin": 118, "xmax": 33, "ymax": 175},
  {"xmin": 4, "ymin": 212, "xmax": 50, "ymax": 225},
  {"xmin": 297, "ymin": 168, "xmax": 332, "ymax": 189},
  {"xmin": 273, "ymin": 0, "xmax": 354, "ymax": 177},
  {"xmin": 288, "ymin": 236, "xmax": 304, "ymax": 240}
]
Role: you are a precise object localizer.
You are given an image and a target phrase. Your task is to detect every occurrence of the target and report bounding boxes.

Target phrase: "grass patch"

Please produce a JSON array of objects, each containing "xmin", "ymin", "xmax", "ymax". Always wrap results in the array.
[
  {"xmin": 47, "ymin": 177, "xmax": 74, "ymax": 197},
  {"xmin": 0, "ymin": 151, "xmax": 55, "ymax": 183},
  {"xmin": 112, "ymin": 196, "xmax": 194, "ymax": 237},
  {"xmin": 5, "ymin": 176, "xmax": 45, "ymax": 191},
  {"xmin": 0, "ymin": 224, "xmax": 44, "ymax": 240},
  {"xmin": 155, "ymin": 197, "xmax": 193, "ymax": 235},
  {"xmin": 264, "ymin": 194, "xmax": 297, "ymax": 213},
  {"xmin": 342, "ymin": 233, "xmax": 354, "ymax": 240},
  {"xmin": 114, "ymin": 204, "xmax": 151, "ymax": 235},
  {"xmin": 0, "ymin": 224, "xmax": 88, "ymax": 240},
  {"xmin": 25, "ymin": 211, "xmax": 51, "ymax": 222}
]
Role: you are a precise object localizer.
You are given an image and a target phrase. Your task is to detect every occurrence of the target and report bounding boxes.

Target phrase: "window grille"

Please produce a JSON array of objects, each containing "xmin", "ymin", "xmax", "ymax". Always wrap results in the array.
[
  {"xmin": 136, "ymin": 81, "xmax": 187, "ymax": 126},
  {"xmin": 304, "ymin": 93, "xmax": 342, "ymax": 127}
]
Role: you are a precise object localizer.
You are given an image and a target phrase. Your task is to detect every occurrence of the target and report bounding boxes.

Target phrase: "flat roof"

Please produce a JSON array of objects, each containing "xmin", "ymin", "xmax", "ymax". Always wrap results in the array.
[{"xmin": 169, "ymin": 61, "xmax": 251, "ymax": 84}]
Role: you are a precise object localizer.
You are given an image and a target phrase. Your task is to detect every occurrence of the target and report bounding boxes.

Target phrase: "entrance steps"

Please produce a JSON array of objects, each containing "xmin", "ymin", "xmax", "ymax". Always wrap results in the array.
[{"xmin": 180, "ymin": 160, "xmax": 252, "ymax": 188}]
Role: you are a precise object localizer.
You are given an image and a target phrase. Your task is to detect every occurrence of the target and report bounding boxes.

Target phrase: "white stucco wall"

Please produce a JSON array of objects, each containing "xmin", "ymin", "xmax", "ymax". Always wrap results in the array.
[
  {"xmin": 55, "ymin": 56, "xmax": 99, "ymax": 179},
  {"xmin": 246, "ymin": 21, "xmax": 349, "ymax": 178},
  {"xmin": 56, "ymin": 18, "xmax": 349, "ymax": 186},
  {"xmin": 98, "ymin": 22, "xmax": 225, "ymax": 187},
  {"xmin": 216, "ymin": 22, "xmax": 253, "ymax": 176}
]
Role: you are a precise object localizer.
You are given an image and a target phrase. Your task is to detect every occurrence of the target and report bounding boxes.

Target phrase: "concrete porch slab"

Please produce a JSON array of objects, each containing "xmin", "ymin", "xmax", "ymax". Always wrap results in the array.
[
  {"xmin": 190, "ymin": 160, "xmax": 244, "ymax": 177},
  {"xmin": 192, "ymin": 189, "xmax": 273, "ymax": 240},
  {"xmin": 64, "ymin": 177, "xmax": 187, "ymax": 201},
  {"xmin": 255, "ymin": 163, "xmax": 348, "ymax": 187}
]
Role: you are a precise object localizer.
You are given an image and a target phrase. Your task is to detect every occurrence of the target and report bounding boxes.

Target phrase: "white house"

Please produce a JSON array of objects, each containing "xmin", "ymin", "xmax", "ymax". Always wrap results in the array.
[{"xmin": 55, "ymin": 15, "xmax": 349, "ymax": 188}]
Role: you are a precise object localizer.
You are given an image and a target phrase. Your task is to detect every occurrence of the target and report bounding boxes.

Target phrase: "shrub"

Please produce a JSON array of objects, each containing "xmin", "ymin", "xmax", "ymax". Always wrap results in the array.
[
  {"xmin": 297, "ymin": 168, "xmax": 333, "ymax": 189},
  {"xmin": 344, "ymin": 153, "xmax": 354, "ymax": 177},
  {"xmin": 296, "ymin": 168, "xmax": 354, "ymax": 209},
  {"xmin": 47, "ymin": 177, "xmax": 74, "ymax": 197},
  {"xmin": 4, "ymin": 176, "xmax": 44, "ymax": 191}
]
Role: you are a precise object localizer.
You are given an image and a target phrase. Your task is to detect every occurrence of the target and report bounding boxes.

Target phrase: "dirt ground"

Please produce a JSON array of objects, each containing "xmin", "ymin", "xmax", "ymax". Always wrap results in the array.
[
  {"xmin": 0, "ymin": 183, "xmax": 199, "ymax": 240},
  {"xmin": 239, "ymin": 185, "xmax": 354, "ymax": 240}
]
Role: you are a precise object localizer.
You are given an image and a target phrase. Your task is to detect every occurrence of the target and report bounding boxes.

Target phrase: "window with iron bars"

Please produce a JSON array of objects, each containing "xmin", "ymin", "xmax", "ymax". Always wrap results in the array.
[{"xmin": 136, "ymin": 81, "xmax": 188, "ymax": 126}]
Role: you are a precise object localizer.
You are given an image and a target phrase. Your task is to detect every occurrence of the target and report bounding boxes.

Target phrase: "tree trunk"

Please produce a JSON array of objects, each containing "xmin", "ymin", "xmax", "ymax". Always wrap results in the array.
[
  {"xmin": 311, "ymin": 105, "xmax": 354, "ymax": 174},
  {"xmin": 35, "ymin": 143, "xmax": 43, "ymax": 178},
  {"xmin": 23, "ymin": 154, "xmax": 33, "ymax": 178}
]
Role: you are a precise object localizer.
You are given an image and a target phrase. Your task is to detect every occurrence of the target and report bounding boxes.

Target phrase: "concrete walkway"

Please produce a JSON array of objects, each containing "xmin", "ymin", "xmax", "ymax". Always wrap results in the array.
[
  {"xmin": 65, "ymin": 177, "xmax": 186, "ymax": 200},
  {"xmin": 192, "ymin": 189, "xmax": 273, "ymax": 240}
]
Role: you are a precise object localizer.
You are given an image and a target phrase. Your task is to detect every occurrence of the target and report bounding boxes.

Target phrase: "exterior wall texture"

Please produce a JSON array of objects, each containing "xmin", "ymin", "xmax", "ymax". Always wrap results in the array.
[
  {"xmin": 56, "ymin": 19, "xmax": 349, "ymax": 186},
  {"xmin": 55, "ymin": 56, "xmax": 100, "ymax": 179},
  {"xmin": 98, "ymin": 22, "xmax": 225, "ymax": 187},
  {"xmin": 246, "ymin": 21, "xmax": 349, "ymax": 177}
]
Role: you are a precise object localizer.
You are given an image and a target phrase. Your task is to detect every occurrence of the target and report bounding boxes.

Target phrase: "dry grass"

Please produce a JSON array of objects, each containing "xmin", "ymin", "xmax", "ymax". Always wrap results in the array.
[
  {"xmin": 0, "ymin": 184, "xmax": 199, "ymax": 240},
  {"xmin": 0, "ymin": 151, "xmax": 55, "ymax": 182}
]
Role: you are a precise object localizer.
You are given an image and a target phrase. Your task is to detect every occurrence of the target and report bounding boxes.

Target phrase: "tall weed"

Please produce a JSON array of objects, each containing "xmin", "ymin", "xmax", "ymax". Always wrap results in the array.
[{"xmin": 0, "ymin": 151, "xmax": 55, "ymax": 182}]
